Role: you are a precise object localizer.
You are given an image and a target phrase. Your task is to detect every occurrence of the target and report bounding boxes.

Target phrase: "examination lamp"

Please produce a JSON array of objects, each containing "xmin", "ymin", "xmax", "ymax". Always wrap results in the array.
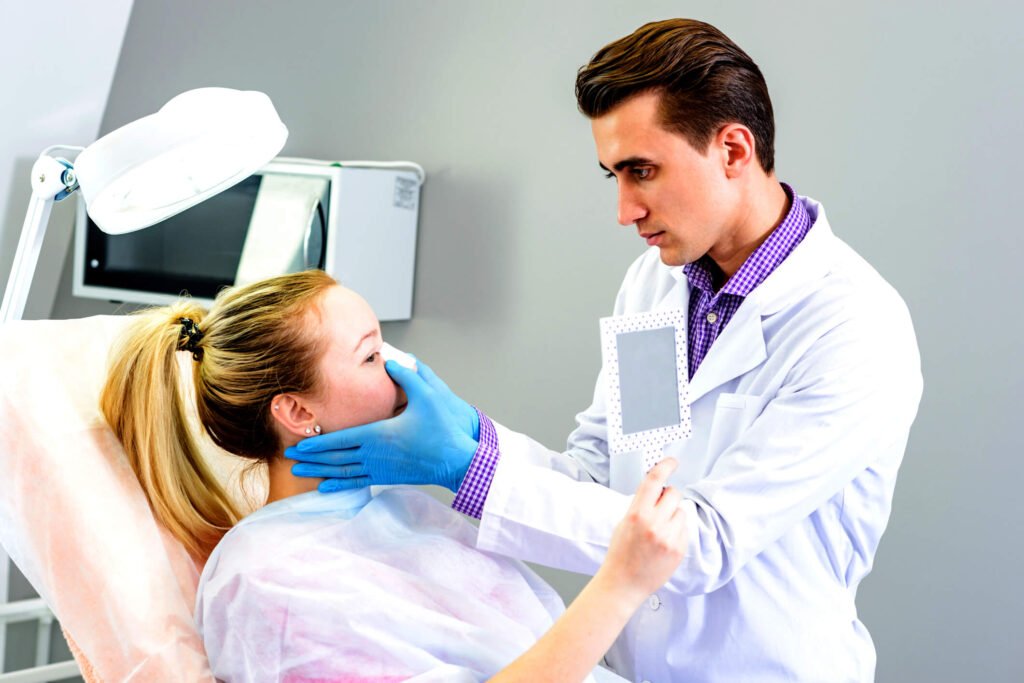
[{"xmin": 0, "ymin": 87, "xmax": 288, "ymax": 323}]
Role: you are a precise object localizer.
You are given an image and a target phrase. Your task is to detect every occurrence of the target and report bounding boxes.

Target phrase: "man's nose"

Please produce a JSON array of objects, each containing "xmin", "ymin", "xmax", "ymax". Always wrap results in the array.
[{"xmin": 617, "ymin": 186, "xmax": 647, "ymax": 226}]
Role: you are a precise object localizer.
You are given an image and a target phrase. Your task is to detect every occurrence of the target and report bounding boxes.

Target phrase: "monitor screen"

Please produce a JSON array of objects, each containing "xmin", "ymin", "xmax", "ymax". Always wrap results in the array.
[{"xmin": 80, "ymin": 172, "xmax": 327, "ymax": 301}]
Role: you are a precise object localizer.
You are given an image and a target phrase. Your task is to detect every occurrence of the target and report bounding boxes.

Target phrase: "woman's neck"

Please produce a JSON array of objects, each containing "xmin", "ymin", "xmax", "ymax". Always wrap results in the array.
[{"xmin": 265, "ymin": 453, "xmax": 322, "ymax": 505}]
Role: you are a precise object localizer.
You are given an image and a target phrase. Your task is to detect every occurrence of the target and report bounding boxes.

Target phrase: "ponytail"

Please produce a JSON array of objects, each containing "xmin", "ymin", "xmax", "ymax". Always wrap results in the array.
[{"xmin": 101, "ymin": 302, "xmax": 240, "ymax": 561}]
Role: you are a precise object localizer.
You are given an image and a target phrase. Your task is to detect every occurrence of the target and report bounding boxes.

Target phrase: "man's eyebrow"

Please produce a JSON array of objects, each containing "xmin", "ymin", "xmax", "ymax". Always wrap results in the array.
[{"xmin": 598, "ymin": 157, "xmax": 655, "ymax": 173}]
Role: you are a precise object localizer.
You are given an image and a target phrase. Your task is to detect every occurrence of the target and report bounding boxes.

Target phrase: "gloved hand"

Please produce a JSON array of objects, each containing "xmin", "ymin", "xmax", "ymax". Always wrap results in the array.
[
  {"xmin": 411, "ymin": 356, "xmax": 480, "ymax": 441},
  {"xmin": 285, "ymin": 359, "xmax": 479, "ymax": 493}
]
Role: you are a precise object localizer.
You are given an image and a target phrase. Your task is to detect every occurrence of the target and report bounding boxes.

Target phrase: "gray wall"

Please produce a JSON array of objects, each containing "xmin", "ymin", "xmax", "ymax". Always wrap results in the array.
[
  {"xmin": 0, "ymin": 2, "xmax": 131, "ymax": 678},
  {"xmin": 44, "ymin": 1, "xmax": 1024, "ymax": 681},
  {"xmin": 0, "ymin": 1, "xmax": 133, "ymax": 319}
]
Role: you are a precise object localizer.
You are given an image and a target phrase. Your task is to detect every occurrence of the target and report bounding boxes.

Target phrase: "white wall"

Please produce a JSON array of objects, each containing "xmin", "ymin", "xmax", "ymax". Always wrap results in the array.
[{"xmin": 0, "ymin": 0, "xmax": 135, "ymax": 319}]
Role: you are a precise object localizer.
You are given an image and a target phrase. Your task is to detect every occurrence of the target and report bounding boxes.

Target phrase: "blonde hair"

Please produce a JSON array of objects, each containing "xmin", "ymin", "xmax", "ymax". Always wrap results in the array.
[{"xmin": 100, "ymin": 269, "xmax": 337, "ymax": 560}]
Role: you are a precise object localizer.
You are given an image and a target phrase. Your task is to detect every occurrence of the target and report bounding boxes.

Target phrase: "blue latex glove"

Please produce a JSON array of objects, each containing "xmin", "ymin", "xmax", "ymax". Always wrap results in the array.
[
  {"xmin": 407, "ymin": 354, "xmax": 480, "ymax": 442},
  {"xmin": 286, "ymin": 359, "xmax": 479, "ymax": 493}
]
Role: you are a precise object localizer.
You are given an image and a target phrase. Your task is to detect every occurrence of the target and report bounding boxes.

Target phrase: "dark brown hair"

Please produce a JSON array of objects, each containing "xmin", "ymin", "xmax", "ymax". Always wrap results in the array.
[{"xmin": 576, "ymin": 19, "xmax": 776, "ymax": 173}]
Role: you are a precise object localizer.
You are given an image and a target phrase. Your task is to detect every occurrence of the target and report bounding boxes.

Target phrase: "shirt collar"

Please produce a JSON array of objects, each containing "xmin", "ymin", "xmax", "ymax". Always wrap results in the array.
[{"xmin": 684, "ymin": 183, "xmax": 811, "ymax": 298}]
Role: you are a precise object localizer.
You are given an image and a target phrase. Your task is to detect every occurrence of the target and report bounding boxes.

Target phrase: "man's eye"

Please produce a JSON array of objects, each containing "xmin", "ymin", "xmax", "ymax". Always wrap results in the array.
[
  {"xmin": 633, "ymin": 167, "xmax": 652, "ymax": 180},
  {"xmin": 365, "ymin": 352, "xmax": 379, "ymax": 364},
  {"xmin": 604, "ymin": 171, "xmax": 615, "ymax": 179}
]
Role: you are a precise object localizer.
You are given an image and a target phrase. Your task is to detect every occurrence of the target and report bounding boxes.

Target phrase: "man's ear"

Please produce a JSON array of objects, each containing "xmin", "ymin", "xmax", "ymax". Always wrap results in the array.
[
  {"xmin": 270, "ymin": 393, "xmax": 320, "ymax": 438},
  {"xmin": 718, "ymin": 123, "xmax": 757, "ymax": 178}
]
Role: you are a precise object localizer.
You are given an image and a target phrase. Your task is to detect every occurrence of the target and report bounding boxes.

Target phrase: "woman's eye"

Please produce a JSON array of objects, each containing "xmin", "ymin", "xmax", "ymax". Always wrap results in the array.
[{"xmin": 365, "ymin": 352, "xmax": 379, "ymax": 364}]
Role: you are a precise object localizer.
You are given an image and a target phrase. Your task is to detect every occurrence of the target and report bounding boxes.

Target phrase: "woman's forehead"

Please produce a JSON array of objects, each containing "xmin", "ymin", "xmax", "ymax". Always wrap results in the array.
[{"xmin": 321, "ymin": 286, "xmax": 379, "ymax": 348}]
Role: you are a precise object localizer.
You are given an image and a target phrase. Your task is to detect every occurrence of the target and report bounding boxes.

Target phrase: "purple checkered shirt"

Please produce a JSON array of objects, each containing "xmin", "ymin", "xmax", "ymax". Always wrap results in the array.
[
  {"xmin": 452, "ymin": 184, "xmax": 812, "ymax": 518},
  {"xmin": 684, "ymin": 183, "xmax": 811, "ymax": 376},
  {"xmin": 451, "ymin": 408, "xmax": 499, "ymax": 518}
]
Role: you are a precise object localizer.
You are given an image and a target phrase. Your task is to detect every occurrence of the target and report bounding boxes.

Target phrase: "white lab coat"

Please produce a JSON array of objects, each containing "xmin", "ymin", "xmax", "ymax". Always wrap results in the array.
[{"xmin": 476, "ymin": 196, "xmax": 922, "ymax": 683}]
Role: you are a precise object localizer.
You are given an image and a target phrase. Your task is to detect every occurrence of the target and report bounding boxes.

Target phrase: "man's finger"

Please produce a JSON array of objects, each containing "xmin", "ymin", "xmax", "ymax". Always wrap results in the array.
[
  {"xmin": 415, "ymin": 359, "xmax": 454, "ymax": 395},
  {"xmin": 385, "ymin": 359, "xmax": 433, "ymax": 401},
  {"xmin": 287, "ymin": 446, "xmax": 365, "ymax": 466},
  {"xmin": 293, "ymin": 423, "xmax": 377, "ymax": 454},
  {"xmin": 319, "ymin": 476, "xmax": 371, "ymax": 493},
  {"xmin": 291, "ymin": 462, "xmax": 366, "ymax": 479}
]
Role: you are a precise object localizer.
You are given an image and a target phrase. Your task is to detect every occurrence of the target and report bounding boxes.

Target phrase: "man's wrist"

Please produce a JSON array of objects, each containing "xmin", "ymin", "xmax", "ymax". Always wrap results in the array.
[
  {"xmin": 451, "ymin": 408, "xmax": 500, "ymax": 518},
  {"xmin": 447, "ymin": 431, "xmax": 479, "ymax": 493},
  {"xmin": 469, "ymin": 406, "xmax": 481, "ymax": 441}
]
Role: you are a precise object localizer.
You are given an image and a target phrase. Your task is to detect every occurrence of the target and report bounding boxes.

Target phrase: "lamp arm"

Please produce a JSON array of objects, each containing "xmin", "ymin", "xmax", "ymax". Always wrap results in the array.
[
  {"xmin": 1, "ymin": 194, "xmax": 54, "ymax": 324},
  {"xmin": 0, "ymin": 154, "xmax": 78, "ymax": 324}
]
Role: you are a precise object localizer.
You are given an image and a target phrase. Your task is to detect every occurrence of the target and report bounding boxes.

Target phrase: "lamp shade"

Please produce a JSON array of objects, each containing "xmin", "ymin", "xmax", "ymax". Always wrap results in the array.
[{"xmin": 74, "ymin": 88, "xmax": 288, "ymax": 235}]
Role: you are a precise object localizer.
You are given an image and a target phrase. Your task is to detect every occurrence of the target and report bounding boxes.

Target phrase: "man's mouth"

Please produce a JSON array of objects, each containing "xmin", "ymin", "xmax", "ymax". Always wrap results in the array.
[{"xmin": 640, "ymin": 230, "xmax": 665, "ymax": 246}]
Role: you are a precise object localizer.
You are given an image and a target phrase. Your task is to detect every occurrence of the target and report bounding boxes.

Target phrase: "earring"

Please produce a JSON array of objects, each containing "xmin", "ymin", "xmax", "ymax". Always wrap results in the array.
[
  {"xmin": 304, "ymin": 427, "xmax": 312, "ymax": 435},
  {"xmin": 314, "ymin": 425, "xmax": 322, "ymax": 434},
  {"xmin": 273, "ymin": 404, "xmax": 280, "ymax": 411}
]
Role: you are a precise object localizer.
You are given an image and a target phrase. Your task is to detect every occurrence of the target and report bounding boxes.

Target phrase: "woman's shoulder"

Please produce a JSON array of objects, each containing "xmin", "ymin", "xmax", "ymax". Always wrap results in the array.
[{"xmin": 200, "ymin": 487, "xmax": 476, "ymax": 581}]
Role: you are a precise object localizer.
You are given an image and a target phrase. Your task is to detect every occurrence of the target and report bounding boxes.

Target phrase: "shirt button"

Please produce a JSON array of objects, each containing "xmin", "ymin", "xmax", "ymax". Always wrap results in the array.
[
  {"xmin": 706, "ymin": 311, "xmax": 718, "ymax": 324},
  {"xmin": 648, "ymin": 594, "xmax": 661, "ymax": 610}
]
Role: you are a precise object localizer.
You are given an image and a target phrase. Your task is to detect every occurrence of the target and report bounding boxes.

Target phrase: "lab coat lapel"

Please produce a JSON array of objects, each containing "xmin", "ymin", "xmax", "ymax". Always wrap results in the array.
[
  {"xmin": 645, "ymin": 264, "xmax": 764, "ymax": 406},
  {"xmin": 652, "ymin": 265, "xmax": 689, "ymax": 313},
  {"xmin": 686, "ymin": 300, "xmax": 766, "ymax": 404},
  {"xmin": 684, "ymin": 199, "xmax": 836, "ymax": 405}
]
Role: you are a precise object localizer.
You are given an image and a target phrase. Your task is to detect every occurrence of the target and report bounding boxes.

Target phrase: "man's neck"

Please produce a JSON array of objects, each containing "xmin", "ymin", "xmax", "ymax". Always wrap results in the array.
[{"xmin": 709, "ymin": 178, "xmax": 791, "ymax": 280}]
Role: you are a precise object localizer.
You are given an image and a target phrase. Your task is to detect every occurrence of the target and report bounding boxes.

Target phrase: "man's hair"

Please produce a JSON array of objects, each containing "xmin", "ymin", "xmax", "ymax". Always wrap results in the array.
[{"xmin": 576, "ymin": 18, "xmax": 776, "ymax": 173}]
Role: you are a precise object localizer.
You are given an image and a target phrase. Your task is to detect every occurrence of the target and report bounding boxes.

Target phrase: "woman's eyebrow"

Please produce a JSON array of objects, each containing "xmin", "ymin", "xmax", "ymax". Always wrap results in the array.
[{"xmin": 352, "ymin": 329, "xmax": 380, "ymax": 354}]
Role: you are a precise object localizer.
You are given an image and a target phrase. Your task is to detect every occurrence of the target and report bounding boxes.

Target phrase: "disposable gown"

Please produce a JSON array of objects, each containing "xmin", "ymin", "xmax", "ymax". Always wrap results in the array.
[{"xmin": 195, "ymin": 486, "xmax": 602, "ymax": 682}]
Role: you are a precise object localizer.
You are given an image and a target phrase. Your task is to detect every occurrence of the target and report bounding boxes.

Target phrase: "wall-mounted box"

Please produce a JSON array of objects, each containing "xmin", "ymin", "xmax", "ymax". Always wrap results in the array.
[{"xmin": 73, "ymin": 159, "xmax": 420, "ymax": 320}]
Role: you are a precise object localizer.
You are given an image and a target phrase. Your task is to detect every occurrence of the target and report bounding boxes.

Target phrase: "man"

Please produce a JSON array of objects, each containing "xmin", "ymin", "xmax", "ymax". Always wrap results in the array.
[{"xmin": 289, "ymin": 18, "xmax": 922, "ymax": 682}]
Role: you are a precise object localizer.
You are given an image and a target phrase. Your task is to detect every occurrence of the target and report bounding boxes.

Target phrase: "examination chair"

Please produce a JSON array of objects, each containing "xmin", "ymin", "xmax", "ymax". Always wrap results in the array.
[
  {"xmin": 0, "ymin": 315, "xmax": 258, "ymax": 681},
  {"xmin": 0, "ymin": 316, "xmax": 629, "ymax": 683}
]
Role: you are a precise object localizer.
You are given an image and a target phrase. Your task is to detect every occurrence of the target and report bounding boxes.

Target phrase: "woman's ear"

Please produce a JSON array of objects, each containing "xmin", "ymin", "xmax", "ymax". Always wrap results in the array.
[{"xmin": 270, "ymin": 393, "xmax": 320, "ymax": 438}]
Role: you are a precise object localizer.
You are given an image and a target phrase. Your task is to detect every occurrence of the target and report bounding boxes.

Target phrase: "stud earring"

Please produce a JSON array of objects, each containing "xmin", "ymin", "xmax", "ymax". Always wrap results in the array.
[
  {"xmin": 314, "ymin": 425, "xmax": 322, "ymax": 434},
  {"xmin": 273, "ymin": 404, "xmax": 280, "ymax": 411},
  {"xmin": 304, "ymin": 427, "xmax": 312, "ymax": 435}
]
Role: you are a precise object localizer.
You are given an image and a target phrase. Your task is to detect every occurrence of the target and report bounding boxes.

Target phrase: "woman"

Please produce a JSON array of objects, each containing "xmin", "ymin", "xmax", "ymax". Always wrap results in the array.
[{"xmin": 100, "ymin": 269, "xmax": 686, "ymax": 682}]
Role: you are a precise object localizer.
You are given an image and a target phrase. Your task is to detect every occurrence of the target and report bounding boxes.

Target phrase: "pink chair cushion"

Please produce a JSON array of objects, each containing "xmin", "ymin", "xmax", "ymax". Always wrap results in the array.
[{"xmin": 0, "ymin": 315, "xmax": 257, "ymax": 681}]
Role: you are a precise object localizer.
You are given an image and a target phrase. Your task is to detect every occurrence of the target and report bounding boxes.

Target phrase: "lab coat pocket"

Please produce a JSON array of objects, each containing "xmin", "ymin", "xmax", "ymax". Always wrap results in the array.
[{"xmin": 705, "ymin": 393, "xmax": 762, "ymax": 460}]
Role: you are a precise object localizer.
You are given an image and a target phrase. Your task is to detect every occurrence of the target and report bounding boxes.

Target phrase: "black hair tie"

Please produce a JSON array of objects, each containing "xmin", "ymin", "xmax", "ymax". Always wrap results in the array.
[{"xmin": 178, "ymin": 317, "xmax": 205, "ymax": 361}]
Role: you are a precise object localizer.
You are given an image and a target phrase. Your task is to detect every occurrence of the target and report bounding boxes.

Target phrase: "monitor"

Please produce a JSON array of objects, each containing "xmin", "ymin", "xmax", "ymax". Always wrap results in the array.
[
  {"xmin": 73, "ymin": 159, "xmax": 421, "ymax": 320},
  {"xmin": 73, "ymin": 160, "xmax": 337, "ymax": 308}
]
